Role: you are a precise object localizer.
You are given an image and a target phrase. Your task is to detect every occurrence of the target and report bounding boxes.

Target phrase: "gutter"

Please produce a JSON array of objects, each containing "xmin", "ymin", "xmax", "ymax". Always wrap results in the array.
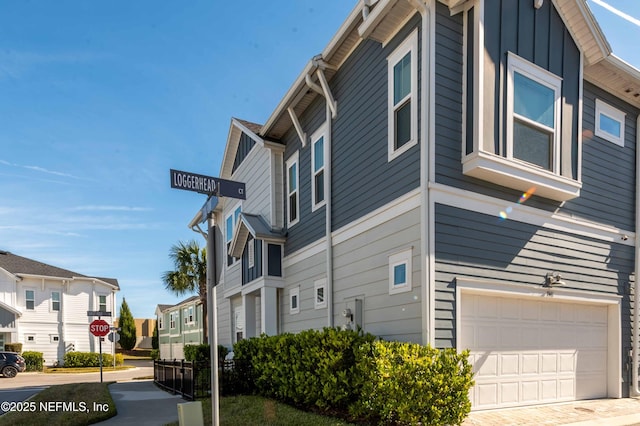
[{"xmin": 632, "ymin": 113, "xmax": 640, "ymax": 396}]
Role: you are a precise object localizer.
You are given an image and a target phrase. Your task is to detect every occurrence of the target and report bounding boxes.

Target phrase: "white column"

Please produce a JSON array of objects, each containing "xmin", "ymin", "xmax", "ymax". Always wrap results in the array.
[
  {"xmin": 243, "ymin": 293, "xmax": 257, "ymax": 339},
  {"xmin": 260, "ymin": 287, "xmax": 278, "ymax": 336}
]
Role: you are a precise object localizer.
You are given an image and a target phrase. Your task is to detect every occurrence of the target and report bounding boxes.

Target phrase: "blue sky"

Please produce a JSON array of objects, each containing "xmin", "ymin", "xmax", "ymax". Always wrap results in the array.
[{"xmin": 0, "ymin": 1, "xmax": 638, "ymax": 320}]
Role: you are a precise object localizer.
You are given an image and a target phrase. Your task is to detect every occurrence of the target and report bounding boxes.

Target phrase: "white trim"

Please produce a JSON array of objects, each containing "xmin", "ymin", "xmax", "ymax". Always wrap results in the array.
[
  {"xmin": 595, "ymin": 98, "xmax": 626, "ymax": 147},
  {"xmin": 283, "ymin": 237, "xmax": 326, "ymax": 268},
  {"xmin": 506, "ymin": 52, "xmax": 562, "ymax": 172},
  {"xmin": 314, "ymin": 278, "xmax": 327, "ymax": 309},
  {"xmin": 388, "ymin": 29, "xmax": 419, "ymax": 162},
  {"xmin": 24, "ymin": 288, "xmax": 35, "ymax": 311},
  {"xmin": 286, "ymin": 151, "xmax": 300, "ymax": 227},
  {"xmin": 247, "ymin": 237, "xmax": 255, "ymax": 269},
  {"xmin": 289, "ymin": 286, "xmax": 300, "ymax": 315},
  {"xmin": 389, "ymin": 248, "xmax": 413, "ymax": 295},
  {"xmin": 50, "ymin": 290, "xmax": 61, "ymax": 312},
  {"xmin": 50, "ymin": 334, "xmax": 60, "ymax": 344},
  {"xmin": 225, "ymin": 202, "xmax": 242, "ymax": 267},
  {"xmin": 311, "ymin": 124, "xmax": 328, "ymax": 212},
  {"xmin": 333, "ymin": 189, "xmax": 420, "ymax": 245},
  {"xmin": 455, "ymin": 278, "xmax": 622, "ymax": 400},
  {"xmin": 24, "ymin": 333, "xmax": 35, "ymax": 343},
  {"xmin": 430, "ymin": 182, "xmax": 635, "ymax": 245}
]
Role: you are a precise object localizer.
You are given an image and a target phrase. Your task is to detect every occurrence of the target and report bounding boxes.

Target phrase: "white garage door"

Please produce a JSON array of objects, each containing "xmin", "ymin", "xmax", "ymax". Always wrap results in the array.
[{"xmin": 461, "ymin": 293, "xmax": 608, "ymax": 410}]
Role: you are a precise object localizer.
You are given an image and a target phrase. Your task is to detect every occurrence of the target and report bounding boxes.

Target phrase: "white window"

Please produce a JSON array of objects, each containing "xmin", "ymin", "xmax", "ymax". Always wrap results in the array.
[
  {"xmin": 234, "ymin": 307, "xmax": 244, "ymax": 342},
  {"xmin": 389, "ymin": 248, "xmax": 412, "ymax": 295},
  {"xmin": 25, "ymin": 334, "xmax": 35, "ymax": 343},
  {"xmin": 158, "ymin": 316, "xmax": 164, "ymax": 330},
  {"xmin": 314, "ymin": 279, "xmax": 327, "ymax": 309},
  {"xmin": 184, "ymin": 308, "xmax": 189, "ymax": 324},
  {"xmin": 51, "ymin": 291, "xmax": 61, "ymax": 312},
  {"xmin": 50, "ymin": 335, "xmax": 59, "ymax": 343},
  {"xmin": 388, "ymin": 29, "xmax": 418, "ymax": 161},
  {"xmin": 226, "ymin": 203, "xmax": 242, "ymax": 267},
  {"xmin": 25, "ymin": 289, "xmax": 35, "ymax": 310},
  {"xmin": 170, "ymin": 312, "xmax": 176, "ymax": 329},
  {"xmin": 98, "ymin": 294, "xmax": 107, "ymax": 312},
  {"xmin": 290, "ymin": 287, "xmax": 300, "ymax": 315},
  {"xmin": 286, "ymin": 152, "xmax": 299, "ymax": 226},
  {"xmin": 311, "ymin": 126, "xmax": 326, "ymax": 211},
  {"xmin": 248, "ymin": 237, "xmax": 255, "ymax": 269},
  {"xmin": 188, "ymin": 306, "xmax": 194, "ymax": 323},
  {"xmin": 506, "ymin": 52, "xmax": 562, "ymax": 172},
  {"xmin": 595, "ymin": 99, "xmax": 625, "ymax": 147}
]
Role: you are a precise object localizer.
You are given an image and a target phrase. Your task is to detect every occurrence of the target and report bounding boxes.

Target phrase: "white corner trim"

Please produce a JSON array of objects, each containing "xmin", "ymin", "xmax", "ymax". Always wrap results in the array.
[{"xmin": 430, "ymin": 182, "xmax": 635, "ymax": 245}]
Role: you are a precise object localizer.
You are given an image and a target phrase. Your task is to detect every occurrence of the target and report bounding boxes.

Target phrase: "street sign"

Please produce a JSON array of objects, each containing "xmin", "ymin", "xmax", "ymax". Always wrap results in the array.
[
  {"xmin": 87, "ymin": 310, "xmax": 111, "ymax": 317},
  {"xmin": 170, "ymin": 169, "xmax": 246, "ymax": 199},
  {"xmin": 90, "ymin": 319, "xmax": 110, "ymax": 337},
  {"xmin": 108, "ymin": 332, "xmax": 120, "ymax": 343}
]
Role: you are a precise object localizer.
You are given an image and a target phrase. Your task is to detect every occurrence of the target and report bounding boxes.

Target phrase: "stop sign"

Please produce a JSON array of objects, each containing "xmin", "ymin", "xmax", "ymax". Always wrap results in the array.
[{"xmin": 90, "ymin": 319, "xmax": 110, "ymax": 337}]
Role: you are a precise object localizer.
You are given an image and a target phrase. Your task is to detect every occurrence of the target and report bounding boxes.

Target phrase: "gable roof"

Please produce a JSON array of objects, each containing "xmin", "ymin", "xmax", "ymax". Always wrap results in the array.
[
  {"xmin": 0, "ymin": 250, "xmax": 120, "ymax": 290},
  {"xmin": 230, "ymin": 213, "xmax": 286, "ymax": 258},
  {"xmin": 157, "ymin": 295, "xmax": 202, "ymax": 313}
]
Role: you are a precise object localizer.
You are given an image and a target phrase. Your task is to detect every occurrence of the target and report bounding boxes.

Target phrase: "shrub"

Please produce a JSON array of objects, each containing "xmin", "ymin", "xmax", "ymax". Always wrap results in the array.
[
  {"xmin": 150, "ymin": 349, "xmax": 159, "ymax": 360},
  {"xmin": 4, "ymin": 343, "xmax": 22, "ymax": 353},
  {"xmin": 184, "ymin": 344, "xmax": 210, "ymax": 362},
  {"xmin": 63, "ymin": 351, "xmax": 123, "ymax": 367},
  {"xmin": 22, "ymin": 351, "xmax": 44, "ymax": 371},
  {"xmin": 351, "ymin": 341, "xmax": 474, "ymax": 425}
]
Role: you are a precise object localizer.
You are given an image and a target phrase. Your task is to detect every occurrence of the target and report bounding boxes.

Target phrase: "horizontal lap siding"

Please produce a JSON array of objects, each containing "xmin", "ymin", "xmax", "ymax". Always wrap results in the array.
[
  {"xmin": 434, "ymin": 203, "xmax": 633, "ymax": 354},
  {"xmin": 331, "ymin": 14, "xmax": 421, "ymax": 231},
  {"xmin": 283, "ymin": 97, "xmax": 327, "ymax": 255},
  {"xmin": 282, "ymin": 250, "xmax": 327, "ymax": 333},
  {"xmin": 333, "ymin": 207, "xmax": 422, "ymax": 343},
  {"xmin": 561, "ymin": 82, "xmax": 638, "ymax": 230}
]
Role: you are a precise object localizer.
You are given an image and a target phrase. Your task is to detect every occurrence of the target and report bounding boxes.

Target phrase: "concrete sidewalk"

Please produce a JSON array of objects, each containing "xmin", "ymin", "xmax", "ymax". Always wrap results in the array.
[
  {"xmin": 95, "ymin": 380, "xmax": 182, "ymax": 426},
  {"xmin": 463, "ymin": 398, "xmax": 640, "ymax": 426}
]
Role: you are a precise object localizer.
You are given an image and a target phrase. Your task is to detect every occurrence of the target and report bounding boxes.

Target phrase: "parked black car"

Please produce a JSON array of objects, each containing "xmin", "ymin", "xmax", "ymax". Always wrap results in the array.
[{"xmin": 0, "ymin": 352, "xmax": 26, "ymax": 378}]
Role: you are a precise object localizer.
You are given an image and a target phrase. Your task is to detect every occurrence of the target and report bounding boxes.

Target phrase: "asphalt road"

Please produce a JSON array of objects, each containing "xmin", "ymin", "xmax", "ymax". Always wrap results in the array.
[
  {"xmin": 0, "ymin": 387, "xmax": 48, "ymax": 415},
  {"xmin": 0, "ymin": 360, "xmax": 153, "ymax": 390}
]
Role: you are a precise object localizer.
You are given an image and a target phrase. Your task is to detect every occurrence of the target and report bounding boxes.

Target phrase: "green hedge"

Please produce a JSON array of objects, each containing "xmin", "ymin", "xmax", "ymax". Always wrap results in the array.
[
  {"xmin": 63, "ymin": 351, "xmax": 124, "ymax": 367},
  {"xmin": 22, "ymin": 351, "xmax": 44, "ymax": 371},
  {"xmin": 233, "ymin": 328, "xmax": 474, "ymax": 425},
  {"xmin": 350, "ymin": 341, "xmax": 474, "ymax": 425},
  {"xmin": 4, "ymin": 343, "xmax": 22, "ymax": 353},
  {"xmin": 150, "ymin": 349, "xmax": 159, "ymax": 360},
  {"xmin": 184, "ymin": 344, "xmax": 230, "ymax": 367}
]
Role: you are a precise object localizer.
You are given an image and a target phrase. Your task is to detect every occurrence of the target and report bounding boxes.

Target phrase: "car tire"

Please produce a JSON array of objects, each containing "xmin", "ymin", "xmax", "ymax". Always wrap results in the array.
[{"xmin": 2, "ymin": 366, "xmax": 18, "ymax": 378}]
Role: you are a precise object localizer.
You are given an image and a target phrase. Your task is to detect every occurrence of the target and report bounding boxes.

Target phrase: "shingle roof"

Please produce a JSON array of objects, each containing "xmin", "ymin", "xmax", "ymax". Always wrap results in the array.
[
  {"xmin": 157, "ymin": 295, "xmax": 201, "ymax": 313},
  {"xmin": 0, "ymin": 250, "xmax": 120, "ymax": 289},
  {"xmin": 234, "ymin": 118, "xmax": 262, "ymax": 135}
]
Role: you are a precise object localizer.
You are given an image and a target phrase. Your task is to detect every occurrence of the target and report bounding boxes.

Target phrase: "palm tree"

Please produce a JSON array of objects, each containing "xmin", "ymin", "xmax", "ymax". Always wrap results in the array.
[{"xmin": 162, "ymin": 240, "xmax": 208, "ymax": 342}]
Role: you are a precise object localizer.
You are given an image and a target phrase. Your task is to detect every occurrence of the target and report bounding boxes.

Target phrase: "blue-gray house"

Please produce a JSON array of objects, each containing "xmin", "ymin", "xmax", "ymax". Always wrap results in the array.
[{"xmin": 202, "ymin": 0, "xmax": 640, "ymax": 410}]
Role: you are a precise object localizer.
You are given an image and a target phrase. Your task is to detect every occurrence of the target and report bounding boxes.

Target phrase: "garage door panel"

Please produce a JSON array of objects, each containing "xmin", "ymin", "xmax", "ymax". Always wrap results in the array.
[{"xmin": 462, "ymin": 294, "xmax": 608, "ymax": 410}]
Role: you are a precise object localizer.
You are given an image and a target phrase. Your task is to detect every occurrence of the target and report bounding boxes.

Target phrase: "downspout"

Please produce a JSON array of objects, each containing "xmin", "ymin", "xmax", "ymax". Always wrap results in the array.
[
  {"xmin": 408, "ymin": 0, "xmax": 432, "ymax": 346},
  {"xmin": 305, "ymin": 62, "xmax": 336, "ymax": 328},
  {"xmin": 632, "ymin": 113, "xmax": 640, "ymax": 396}
]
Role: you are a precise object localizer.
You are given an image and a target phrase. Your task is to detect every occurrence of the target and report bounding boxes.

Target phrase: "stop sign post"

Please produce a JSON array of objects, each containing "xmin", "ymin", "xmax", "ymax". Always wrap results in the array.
[{"xmin": 89, "ymin": 318, "xmax": 110, "ymax": 382}]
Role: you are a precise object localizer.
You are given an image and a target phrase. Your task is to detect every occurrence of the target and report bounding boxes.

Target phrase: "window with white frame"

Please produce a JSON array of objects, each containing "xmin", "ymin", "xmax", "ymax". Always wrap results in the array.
[
  {"xmin": 184, "ymin": 308, "xmax": 189, "ymax": 324},
  {"xmin": 286, "ymin": 152, "xmax": 299, "ymax": 226},
  {"xmin": 595, "ymin": 99, "xmax": 625, "ymax": 147},
  {"xmin": 314, "ymin": 279, "xmax": 327, "ymax": 309},
  {"xmin": 311, "ymin": 127, "xmax": 326, "ymax": 210},
  {"xmin": 25, "ymin": 334, "xmax": 35, "ymax": 343},
  {"xmin": 50, "ymin": 335, "xmax": 59, "ymax": 343},
  {"xmin": 98, "ymin": 294, "xmax": 107, "ymax": 312},
  {"xmin": 158, "ymin": 315, "xmax": 164, "ymax": 330},
  {"xmin": 188, "ymin": 306, "xmax": 194, "ymax": 323},
  {"xmin": 389, "ymin": 248, "xmax": 412, "ymax": 295},
  {"xmin": 226, "ymin": 203, "xmax": 242, "ymax": 267},
  {"xmin": 507, "ymin": 52, "xmax": 562, "ymax": 171},
  {"xmin": 388, "ymin": 29, "xmax": 418, "ymax": 161},
  {"xmin": 170, "ymin": 312, "xmax": 176, "ymax": 329},
  {"xmin": 25, "ymin": 289, "xmax": 35, "ymax": 310},
  {"xmin": 290, "ymin": 286, "xmax": 300, "ymax": 315},
  {"xmin": 248, "ymin": 237, "xmax": 255, "ymax": 269},
  {"xmin": 51, "ymin": 291, "xmax": 60, "ymax": 312}
]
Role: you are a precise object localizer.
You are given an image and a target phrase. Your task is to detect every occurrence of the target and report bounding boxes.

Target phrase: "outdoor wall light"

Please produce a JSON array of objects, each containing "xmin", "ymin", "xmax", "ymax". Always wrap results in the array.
[
  {"xmin": 534, "ymin": 0, "xmax": 544, "ymax": 9},
  {"xmin": 544, "ymin": 272, "xmax": 566, "ymax": 287}
]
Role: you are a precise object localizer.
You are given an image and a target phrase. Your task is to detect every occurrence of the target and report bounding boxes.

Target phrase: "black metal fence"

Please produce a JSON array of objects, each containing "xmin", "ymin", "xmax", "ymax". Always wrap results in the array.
[{"xmin": 154, "ymin": 359, "xmax": 238, "ymax": 400}]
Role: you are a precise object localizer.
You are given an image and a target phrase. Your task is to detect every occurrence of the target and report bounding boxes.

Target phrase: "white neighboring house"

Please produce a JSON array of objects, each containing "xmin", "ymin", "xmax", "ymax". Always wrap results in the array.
[{"xmin": 0, "ymin": 250, "xmax": 119, "ymax": 365}]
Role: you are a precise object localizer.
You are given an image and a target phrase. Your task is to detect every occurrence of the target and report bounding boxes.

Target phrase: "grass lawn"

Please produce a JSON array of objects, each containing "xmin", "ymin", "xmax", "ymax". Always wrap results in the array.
[
  {"xmin": 0, "ymin": 382, "xmax": 116, "ymax": 426},
  {"xmin": 165, "ymin": 395, "xmax": 356, "ymax": 426},
  {"xmin": 44, "ymin": 365, "xmax": 134, "ymax": 373}
]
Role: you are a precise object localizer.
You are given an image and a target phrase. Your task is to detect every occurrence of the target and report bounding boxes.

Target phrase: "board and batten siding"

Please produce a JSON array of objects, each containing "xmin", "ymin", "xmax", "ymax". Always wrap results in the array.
[
  {"xmin": 283, "ymin": 96, "xmax": 327, "ymax": 255},
  {"xmin": 333, "ymin": 207, "xmax": 422, "ymax": 343},
  {"xmin": 435, "ymin": 4, "xmax": 637, "ymax": 232},
  {"xmin": 232, "ymin": 133, "xmax": 256, "ymax": 174},
  {"xmin": 331, "ymin": 14, "xmax": 421, "ymax": 231},
  {"xmin": 434, "ymin": 203, "xmax": 633, "ymax": 389}
]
